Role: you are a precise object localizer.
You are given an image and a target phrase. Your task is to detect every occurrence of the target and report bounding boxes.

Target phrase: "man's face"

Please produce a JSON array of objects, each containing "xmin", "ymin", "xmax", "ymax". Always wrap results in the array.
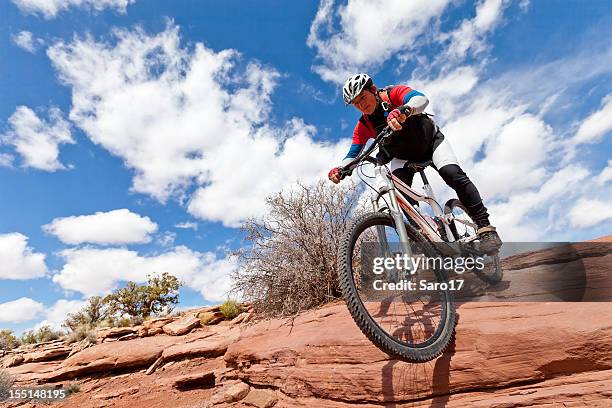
[{"xmin": 352, "ymin": 88, "xmax": 377, "ymax": 115}]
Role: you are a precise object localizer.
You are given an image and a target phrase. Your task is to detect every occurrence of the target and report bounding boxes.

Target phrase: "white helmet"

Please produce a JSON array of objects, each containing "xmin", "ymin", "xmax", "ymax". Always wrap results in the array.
[{"xmin": 342, "ymin": 73, "xmax": 373, "ymax": 104}]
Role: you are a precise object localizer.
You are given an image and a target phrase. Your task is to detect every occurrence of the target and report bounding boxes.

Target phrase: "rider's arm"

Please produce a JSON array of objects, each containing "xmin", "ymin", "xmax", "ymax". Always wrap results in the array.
[
  {"xmin": 389, "ymin": 85, "xmax": 429, "ymax": 116},
  {"xmin": 340, "ymin": 119, "xmax": 376, "ymax": 167},
  {"xmin": 341, "ymin": 143, "xmax": 365, "ymax": 166}
]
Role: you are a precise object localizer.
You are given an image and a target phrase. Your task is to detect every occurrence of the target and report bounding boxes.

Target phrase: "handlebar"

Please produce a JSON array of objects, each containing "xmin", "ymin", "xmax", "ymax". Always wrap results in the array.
[
  {"xmin": 337, "ymin": 106, "xmax": 415, "ymax": 179},
  {"xmin": 338, "ymin": 125, "xmax": 394, "ymax": 178}
]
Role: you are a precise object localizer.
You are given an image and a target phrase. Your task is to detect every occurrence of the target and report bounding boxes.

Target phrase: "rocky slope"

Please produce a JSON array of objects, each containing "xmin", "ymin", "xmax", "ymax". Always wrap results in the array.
[{"xmin": 2, "ymin": 239, "xmax": 611, "ymax": 407}]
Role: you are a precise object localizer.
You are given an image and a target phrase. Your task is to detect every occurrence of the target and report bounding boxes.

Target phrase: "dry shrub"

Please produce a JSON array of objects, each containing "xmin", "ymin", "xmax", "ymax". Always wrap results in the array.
[
  {"xmin": 219, "ymin": 300, "xmax": 242, "ymax": 320},
  {"xmin": 63, "ymin": 296, "xmax": 107, "ymax": 331},
  {"xmin": 20, "ymin": 326, "xmax": 63, "ymax": 345},
  {"xmin": 66, "ymin": 381, "xmax": 81, "ymax": 395},
  {"xmin": 0, "ymin": 330, "xmax": 20, "ymax": 351},
  {"xmin": 198, "ymin": 312, "xmax": 216, "ymax": 326},
  {"xmin": 232, "ymin": 180, "xmax": 364, "ymax": 317},
  {"xmin": 95, "ymin": 315, "xmax": 143, "ymax": 329},
  {"xmin": 65, "ymin": 324, "xmax": 97, "ymax": 345},
  {"xmin": 0, "ymin": 370, "xmax": 14, "ymax": 401}
]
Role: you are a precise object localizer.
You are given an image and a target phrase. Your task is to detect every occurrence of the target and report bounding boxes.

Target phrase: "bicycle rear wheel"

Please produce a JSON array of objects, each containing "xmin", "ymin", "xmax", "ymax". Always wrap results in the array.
[
  {"xmin": 337, "ymin": 212, "xmax": 456, "ymax": 362},
  {"xmin": 444, "ymin": 199, "xmax": 502, "ymax": 284}
]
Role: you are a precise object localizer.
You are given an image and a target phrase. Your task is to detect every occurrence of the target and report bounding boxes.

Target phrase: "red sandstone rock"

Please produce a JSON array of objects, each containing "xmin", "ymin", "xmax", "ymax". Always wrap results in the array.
[
  {"xmin": 93, "ymin": 386, "xmax": 139, "ymax": 400},
  {"xmin": 9, "ymin": 238, "xmax": 610, "ymax": 408},
  {"xmin": 38, "ymin": 335, "xmax": 180, "ymax": 382},
  {"xmin": 147, "ymin": 327, "xmax": 164, "ymax": 336},
  {"xmin": 171, "ymin": 370, "xmax": 215, "ymax": 389},
  {"xmin": 22, "ymin": 346, "xmax": 72, "ymax": 363},
  {"xmin": 162, "ymin": 336, "xmax": 233, "ymax": 361},
  {"xmin": 502, "ymin": 241, "xmax": 612, "ymax": 270},
  {"xmin": 243, "ymin": 388, "xmax": 279, "ymax": 407},
  {"xmin": 198, "ymin": 310, "xmax": 225, "ymax": 325},
  {"xmin": 2, "ymin": 353, "xmax": 24, "ymax": 368},
  {"xmin": 5, "ymin": 361, "xmax": 63, "ymax": 384},
  {"xmin": 145, "ymin": 356, "xmax": 163, "ymax": 375},
  {"xmin": 223, "ymin": 381, "xmax": 250, "ymax": 402},
  {"xmin": 67, "ymin": 338, "xmax": 94, "ymax": 358},
  {"xmin": 96, "ymin": 327, "xmax": 137, "ymax": 341},
  {"xmin": 223, "ymin": 301, "xmax": 612, "ymax": 404},
  {"xmin": 162, "ymin": 314, "xmax": 200, "ymax": 336},
  {"xmin": 117, "ymin": 333, "xmax": 138, "ymax": 341},
  {"xmin": 143, "ymin": 317, "xmax": 174, "ymax": 330}
]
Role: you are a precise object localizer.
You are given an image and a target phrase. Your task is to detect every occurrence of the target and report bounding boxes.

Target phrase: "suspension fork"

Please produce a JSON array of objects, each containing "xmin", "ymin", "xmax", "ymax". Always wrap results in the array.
[{"xmin": 370, "ymin": 197, "xmax": 392, "ymax": 258}]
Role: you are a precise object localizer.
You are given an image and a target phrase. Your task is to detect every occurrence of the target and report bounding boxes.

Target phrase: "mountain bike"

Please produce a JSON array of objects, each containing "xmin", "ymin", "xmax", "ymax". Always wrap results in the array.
[{"xmin": 336, "ymin": 123, "xmax": 502, "ymax": 362}]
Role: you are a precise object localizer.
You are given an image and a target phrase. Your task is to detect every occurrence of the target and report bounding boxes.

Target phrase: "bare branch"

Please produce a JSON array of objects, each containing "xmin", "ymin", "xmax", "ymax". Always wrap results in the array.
[{"xmin": 231, "ymin": 180, "xmax": 365, "ymax": 317}]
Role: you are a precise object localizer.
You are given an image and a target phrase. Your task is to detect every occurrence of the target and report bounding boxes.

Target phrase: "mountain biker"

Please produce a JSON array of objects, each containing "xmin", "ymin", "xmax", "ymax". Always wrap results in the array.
[{"xmin": 328, "ymin": 73, "xmax": 502, "ymax": 254}]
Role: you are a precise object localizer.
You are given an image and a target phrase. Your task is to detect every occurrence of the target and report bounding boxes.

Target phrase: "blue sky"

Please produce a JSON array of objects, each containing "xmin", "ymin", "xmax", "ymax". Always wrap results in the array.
[{"xmin": 0, "ymin": 0, "xmax": 611, "ymax": 334}]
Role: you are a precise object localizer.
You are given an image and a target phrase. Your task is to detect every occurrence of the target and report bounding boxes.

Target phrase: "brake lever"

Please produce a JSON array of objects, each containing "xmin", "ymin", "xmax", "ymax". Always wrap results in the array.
[
  {"xmin": 379, "ymin": 127, "xmax": 394, "ymax": 146},
  {"xmin": 380, "ymin": 134, "xmax": 392, "ymax": 147}
]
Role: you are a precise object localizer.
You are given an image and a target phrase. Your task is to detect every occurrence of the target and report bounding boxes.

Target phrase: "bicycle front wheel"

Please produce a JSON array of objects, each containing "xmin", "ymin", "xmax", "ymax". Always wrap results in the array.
[{"xmin": 337, "ymin": 212, "xmax": 456, "ymax": 362}]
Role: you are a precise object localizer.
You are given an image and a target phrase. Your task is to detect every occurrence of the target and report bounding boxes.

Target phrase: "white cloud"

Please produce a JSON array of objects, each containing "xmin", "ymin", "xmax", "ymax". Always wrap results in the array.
[
  {"xmin": 11, "ymin": 30, "xmax": 42, "ymax": 53},
  {"xmin": 157, "ymin": 231, "xmax": 176, "ymax": 247},
  {"xmin": 422, "ymin": 105, "xmax": 582, "ymax": 241},
  {"xmin": 0, "ymin": 297, "xmax": 45, "ymax": 323},
  {"xmin": 411, "ymin": 65, "xmax": 482, "ymax": 121},
  {"xmin": 32, "ymin": 299, "xmax": 86, "ymax": 331},
  {"xmin": 307, "ymin": 0, "xmax": 451, "ymax": 83},
  {"xmin": 426, "ymin": 86, "xmax": 604, "ymax": 241},
  {"xmin": 307, "ymin": 0, "xmax": 510, "ymax": 84},
  {"xmin": 597, "ymin": 160, "xmax": 612, "ymax": 185},
  {"xmin": 484, "ymin": 46, "xmax": 612, "ymax": 112},
  {"xmin": 438, "ymin": 0, "xmax": 509, "ymax": 61},
  {"xmin": 486, "ymin": 165, "xmax": 590, "ymax": 240},
  {"xmin": 187, "ymin": 119, "xmax": 346, "ymax": 226},
  {"xmin": 0, "ymin": 233, "xmax": 49, "ymax": 279},
  {"xmin": 569, "ymin": 198, "xmax": 612, "ymax": 228},
  {"xmin": 0, "ymin": 153, "xmax": 14, "ymax": 168},
  {"xmin": 11, "ymin": 0, "xmax": 135, "ymax": 19},
  {"xmin": 43, "ymin": 208, "xmax": 158, "ymax": 245},
  {"xmin": 471, "ymin": 114, "xmax": 554, "ymax": 199},
  {"xmin": 573, "ymin": 94, "xmax": 612, "ymax": 145},
  {"xmin": 47, "ymin": 24, "xmax": 346, "ymax": 227},
  {"xmin": 174, "ymin": 221, "xmax": 198, "ymax": 230},
  {"xmin": 53, "ymin": 246, "xmax": 236, "ymax": 302},
  {"xmin": 1, "ymin": 106, "xmax": 73, "ymax": 171},
  {"xmin": 417, "ymin": 66, "xmax": 480, "ymax": 102}
]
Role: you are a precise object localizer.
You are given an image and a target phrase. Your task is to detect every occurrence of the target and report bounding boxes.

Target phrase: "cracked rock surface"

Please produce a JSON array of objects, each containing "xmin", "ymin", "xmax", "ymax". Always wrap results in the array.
[{"xmin": 3, "ymin": 239, "xmax": 611, "ymax": 407}]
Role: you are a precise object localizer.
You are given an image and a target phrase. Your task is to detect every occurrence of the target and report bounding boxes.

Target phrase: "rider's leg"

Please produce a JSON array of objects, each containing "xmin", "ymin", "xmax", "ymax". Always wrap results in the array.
[
  {"xmin": 432, "ymin": 135, "xmax": 502, "ymax": 253},
  {"xmin": 437, "ymin": 164, "xmax": 501, "ymax": 253},
  {"xmin": 437, "ymin": 164, "xmax": 490, "ymax": 227},
  {"xmin": 389, "ymin": 159, "xmax": 418, "ymax": 206}
]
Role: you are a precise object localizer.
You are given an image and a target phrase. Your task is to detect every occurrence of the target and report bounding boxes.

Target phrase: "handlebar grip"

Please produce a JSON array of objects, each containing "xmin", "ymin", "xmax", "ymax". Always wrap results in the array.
[
  {"xmin": 338, "ymin": 167, "xmax": 352, "ymax": 179},
  {"xmin": 398, "ymin": 105, "xmax": 410, "ymax": 114}
]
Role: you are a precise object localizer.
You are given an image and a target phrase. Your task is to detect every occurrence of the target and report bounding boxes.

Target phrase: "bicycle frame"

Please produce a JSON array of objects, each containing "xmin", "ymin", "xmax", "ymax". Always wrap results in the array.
[
  {"xmin": 370, "ymin": 164, "xmax": 462, "ymax": 258},
  {"xmin": 390, "ymin": 170, "xmax": 455, "ymax": 243}
]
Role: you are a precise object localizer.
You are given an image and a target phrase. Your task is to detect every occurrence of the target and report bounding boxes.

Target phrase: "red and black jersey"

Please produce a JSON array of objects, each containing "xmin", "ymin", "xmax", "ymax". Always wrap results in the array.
[{"xmin": 343, "ymin": 85, "xmax": 436, "ymax": 163}]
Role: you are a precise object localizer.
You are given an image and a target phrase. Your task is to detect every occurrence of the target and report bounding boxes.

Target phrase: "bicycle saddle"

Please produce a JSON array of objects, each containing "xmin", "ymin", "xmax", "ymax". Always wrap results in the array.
[{"xmin": 404, "ymin": 160, "xmax": 433, "ymax": 171}]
